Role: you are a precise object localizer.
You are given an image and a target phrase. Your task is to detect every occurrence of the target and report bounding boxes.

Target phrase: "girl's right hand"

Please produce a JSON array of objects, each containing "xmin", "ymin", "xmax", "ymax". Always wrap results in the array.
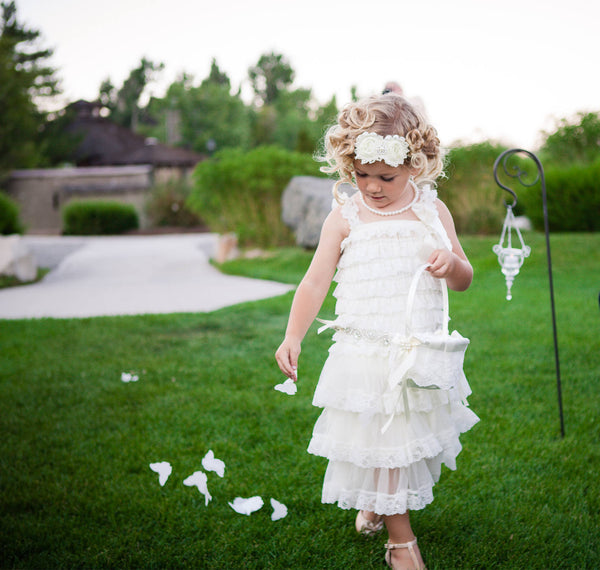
[{"xmin": 275, "ymin": 338, "xmax": 301, "ymax": 382}]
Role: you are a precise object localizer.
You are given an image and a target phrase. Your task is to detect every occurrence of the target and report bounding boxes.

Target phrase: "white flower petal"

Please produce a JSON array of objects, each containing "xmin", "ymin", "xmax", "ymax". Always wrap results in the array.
[
  {"xmin": 270, "ymin": 498, "xmax": 288, "ymax": 521},
  {"xmin": 228, "ymin": 496, "xmax": 264, "ymax": 516},
  {"xmin": 183, "ymin": 471, "xmax": 212, "ymax": 506},
  {"xmin": 149, "ymin": 461, "xmax": 172, "ymax": 486},
  {"xmin": 121, "ymin": 372, "xmax": 139, "ymax": 382},
  {"xmin": 274, "ymin": 378, "xmax": 298, "ymax": 396},
  {"xmin": 201, "ymin": 450, "xmax": 226, "ymax": 478}
]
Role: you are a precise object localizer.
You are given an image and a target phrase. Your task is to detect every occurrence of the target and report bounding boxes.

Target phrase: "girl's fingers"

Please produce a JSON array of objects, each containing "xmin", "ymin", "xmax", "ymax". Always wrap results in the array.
[
  {"xmin": 276, "ymin": 347, "xmax": 298, "ymax": 380},
  {"xmin": 430, "ymin": 263, "xmax": 447, "ymax": 277},
  {"xmin": 276, "ymin": 355, "xmax": 290, "ymax": 377},
  {"xmin": 276, "ymin": 339, "xmax": 301, "ymax": 381},
  {"xmin": 286, "ymin": 353, "xmax": 298, "ymax": 381},
  {"xmin": 427, "ymin": 250, "xmax": 453, "ymax": 278}
]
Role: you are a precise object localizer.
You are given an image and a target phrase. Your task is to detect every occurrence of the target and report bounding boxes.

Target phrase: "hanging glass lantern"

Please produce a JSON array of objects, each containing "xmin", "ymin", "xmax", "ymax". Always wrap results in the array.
[{"xmin": 493, "ymin": 205, "xmax": 531, "ymax": 300}]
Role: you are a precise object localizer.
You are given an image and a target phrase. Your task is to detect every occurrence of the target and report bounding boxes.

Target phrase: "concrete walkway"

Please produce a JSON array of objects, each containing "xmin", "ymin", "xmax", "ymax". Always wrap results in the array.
[{"xmin": 0, "ymin": 234, "xmax": 294, "ymax": 319}]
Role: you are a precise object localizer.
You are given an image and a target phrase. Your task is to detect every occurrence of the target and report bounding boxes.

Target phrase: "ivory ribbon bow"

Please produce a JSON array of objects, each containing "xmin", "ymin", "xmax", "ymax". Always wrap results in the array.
[{"xmin": 381, "ymin": 333, "xmax": 423, "ymax": 433}]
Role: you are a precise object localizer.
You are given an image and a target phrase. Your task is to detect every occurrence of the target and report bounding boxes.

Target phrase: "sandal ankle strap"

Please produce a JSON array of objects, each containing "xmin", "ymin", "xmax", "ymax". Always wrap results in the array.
[
  {"xmin": 385, "ymin": 538, "xmax": 422, "ymax": 569},
  {"xmin": 385, "ymin": 537, "xmax": 418, "ymax": 550}
]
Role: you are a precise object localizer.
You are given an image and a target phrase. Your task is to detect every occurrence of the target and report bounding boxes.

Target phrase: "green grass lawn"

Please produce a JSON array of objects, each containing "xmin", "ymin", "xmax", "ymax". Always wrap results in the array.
[{"xmin": 1, "ymin": 232, "xmax": 599, "ymax": 569}]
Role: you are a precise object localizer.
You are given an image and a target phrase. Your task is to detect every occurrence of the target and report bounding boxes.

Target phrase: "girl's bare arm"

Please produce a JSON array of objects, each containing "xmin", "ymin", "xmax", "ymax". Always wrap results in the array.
[
  {"xmin": 427, "ymin": 200, "xmax": 473, "ymax": 291},
  {"xmin": 275, "ymin": 208, "xmax": 347, "ymax": 380}
]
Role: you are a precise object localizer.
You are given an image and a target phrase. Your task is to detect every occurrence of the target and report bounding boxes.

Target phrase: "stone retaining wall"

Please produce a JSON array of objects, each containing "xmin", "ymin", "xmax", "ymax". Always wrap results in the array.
[{"xmin": 6, "ymin": 165, "xmax": 154, "ymax": 234}]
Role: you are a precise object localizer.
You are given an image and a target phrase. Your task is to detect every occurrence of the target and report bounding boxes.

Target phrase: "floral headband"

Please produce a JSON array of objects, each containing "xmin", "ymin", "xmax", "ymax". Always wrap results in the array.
[{"xmin": 354, "ymin": 131, "xmax": 409, "ymax": 167}]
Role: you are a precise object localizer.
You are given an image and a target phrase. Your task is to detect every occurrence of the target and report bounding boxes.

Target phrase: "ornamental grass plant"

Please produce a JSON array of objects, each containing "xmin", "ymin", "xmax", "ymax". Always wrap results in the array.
[{"xmin": 1, "ymin": 232, "xmax": 599, "ymax": 569}]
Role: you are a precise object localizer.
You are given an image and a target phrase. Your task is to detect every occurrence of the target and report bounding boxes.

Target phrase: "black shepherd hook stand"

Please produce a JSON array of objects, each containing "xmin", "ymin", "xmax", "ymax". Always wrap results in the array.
[{"xmin": 493, "ymin": 149, "xmax": 565, "ymax": 438}]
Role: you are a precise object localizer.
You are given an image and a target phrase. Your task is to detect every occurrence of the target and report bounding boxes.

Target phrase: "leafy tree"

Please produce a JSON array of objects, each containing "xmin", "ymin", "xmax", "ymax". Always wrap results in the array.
[
  {"xmin": 98, "ymin": 78, "xmax": 116, "ymax": 110},
  {"xmin": 99, "ymin": 57, "xmax": 164, "ymax": 130},
  {"xmin": 118, "ymin": 52, "xmax": 336, "ymax": 155},
  {"xmin": 249, "ymin": 104, "xmax": 278, "ymax": 148},
  {"xmin": 307, "ymin": 95, "xmax": 338, "ymax": 151},
  {"xmin": 181, "ymin": 81, "xmax": 250, "ymax": 154},
  {"xmin": 246, "ymin": 52, "xmax": 338, "ymax": 152},
  {"xmin": 249, "ymin": 87, "xmax": 338, "ymax": 152},
  {"xmin": 539, "ymin": 111, "xmax": 600, "ymax": 166},
  {"xmin": 0, "ymin": 0, "xmax": 60, "ymax": 175},
  {"xmin": 142, "ymin": 65, "xmax": 251, "ymax": 153},
  {"xmin": 248, "ymin": 52, "xmax": 294, "ymax": 106}
]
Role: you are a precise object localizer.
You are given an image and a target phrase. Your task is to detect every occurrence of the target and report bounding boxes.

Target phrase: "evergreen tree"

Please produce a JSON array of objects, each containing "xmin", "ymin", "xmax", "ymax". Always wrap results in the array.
[
  {"xmin": 204, "ymin": 58, "xmax": 230, "ymax": 89},
  {"xmin": 0, "ymin": 1, "xmax": 60, "ymax": 175}
]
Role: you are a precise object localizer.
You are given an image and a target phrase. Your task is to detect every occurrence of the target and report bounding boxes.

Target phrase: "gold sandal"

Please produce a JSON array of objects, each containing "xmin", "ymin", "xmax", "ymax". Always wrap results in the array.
[
  {"xmin": 355, "ymin": 510, "xmax": 384, "ymax": 535},
  {"xmin": 385, "ymin": 538, "xmax": 425, "ymax": 569}
]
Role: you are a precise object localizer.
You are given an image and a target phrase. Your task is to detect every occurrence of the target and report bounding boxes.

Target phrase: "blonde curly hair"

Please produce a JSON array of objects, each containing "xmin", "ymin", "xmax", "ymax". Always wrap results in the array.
[{"xmin": 319, "ymin": 94, "xmax": 445, "ymax": 202}]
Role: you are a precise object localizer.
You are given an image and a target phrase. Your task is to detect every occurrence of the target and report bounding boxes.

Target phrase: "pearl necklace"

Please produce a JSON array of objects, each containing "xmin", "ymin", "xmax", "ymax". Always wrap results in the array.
[{"xmin": 359, "ymin": 182, "xmax": 420, "ymax": 217}]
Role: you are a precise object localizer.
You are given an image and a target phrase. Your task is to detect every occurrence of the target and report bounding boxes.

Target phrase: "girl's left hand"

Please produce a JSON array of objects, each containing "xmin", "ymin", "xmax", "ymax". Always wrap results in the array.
[
  {"xmin": 275, "ymin": 337, "xmax": 301, "ymax": 381},
  {"xmin": 426, "ymin": 248, "xmax": 456, "ymax": 279}
]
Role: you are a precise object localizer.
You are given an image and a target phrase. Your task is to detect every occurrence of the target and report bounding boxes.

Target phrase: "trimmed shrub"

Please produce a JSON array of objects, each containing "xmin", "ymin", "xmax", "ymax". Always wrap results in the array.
[
  {"xmin": 62, "ymin": 200, "xmax": 139, "ymax": 235},
  {"xmin": 520, "ymin": 158, "xmax": 600, "ymax": 232},
  {"xmin": 188, "ymin": 145, "xmax": 323, "ymax": 247},
  {"xmin": 0, "ymin": 192, "xmax": 24, "ymax": 235}
]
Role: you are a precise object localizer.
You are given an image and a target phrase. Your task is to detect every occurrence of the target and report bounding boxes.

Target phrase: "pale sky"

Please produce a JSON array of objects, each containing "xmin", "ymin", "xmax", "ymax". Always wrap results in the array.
[{"xmin": 15, "ymin": 0, "xmax": 600, "ymax": 149}]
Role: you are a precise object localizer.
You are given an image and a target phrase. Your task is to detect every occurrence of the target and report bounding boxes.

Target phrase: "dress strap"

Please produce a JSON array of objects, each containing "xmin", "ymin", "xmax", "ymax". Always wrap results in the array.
[
  {"xmin": 333, "ymin": 191, "xmax": 360, "ymax": 229},
  {"xmin": 411, "ymin": 183, "xmax": 453, "ymax": 251}
]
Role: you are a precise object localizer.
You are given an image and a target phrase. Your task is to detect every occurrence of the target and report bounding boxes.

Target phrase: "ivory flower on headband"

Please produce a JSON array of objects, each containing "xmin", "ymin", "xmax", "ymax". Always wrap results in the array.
[{"xmin": 354, "ymin": 132, "xmax": 409, "ymax": 167}]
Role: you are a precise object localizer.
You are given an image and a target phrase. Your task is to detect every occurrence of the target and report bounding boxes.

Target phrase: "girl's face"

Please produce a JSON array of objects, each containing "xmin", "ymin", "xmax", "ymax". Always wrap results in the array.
[{"xmin": 353, "ymin": 159, "xmax": 413, "ymax": 212}]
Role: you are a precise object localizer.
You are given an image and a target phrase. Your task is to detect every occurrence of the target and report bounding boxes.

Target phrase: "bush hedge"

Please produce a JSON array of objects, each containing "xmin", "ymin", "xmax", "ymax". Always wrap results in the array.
[
  {"xmin": 437, "ymin": 142, "xmax": 509, "ymax": 235},
  {"xmin": 538, "ymin": 111, "xmax": 600, "ymax": 166},
  {"xmin": 188, "ymin": 145, "xmax": 323, "ymax": 247},
  {"xmin": 520, "ymin": 158, "xmax": 600, "ymax": 232},
  {"xmin": 62, "ymin": 200, "xmax": 139, "ymax": 235},
  {"xmin": 0, "ymin": 192, "xmax": 24, "ymax": 235}
]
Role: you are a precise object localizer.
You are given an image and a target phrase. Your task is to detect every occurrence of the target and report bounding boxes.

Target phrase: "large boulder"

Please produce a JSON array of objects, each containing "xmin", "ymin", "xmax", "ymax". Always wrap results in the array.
[
  {"xmin": 0, "ymin": 235, "xmax": 37, "ymax": 282},
  {"xmin": 282, "ymin": 176, "xmax": 355, "ymax": 248}
]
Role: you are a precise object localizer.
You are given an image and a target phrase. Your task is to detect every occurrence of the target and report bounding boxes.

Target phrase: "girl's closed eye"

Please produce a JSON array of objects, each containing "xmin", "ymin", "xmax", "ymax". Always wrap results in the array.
[{"xmin": 355, "ymin": 171, "xmax": 394, "ymax": 182}]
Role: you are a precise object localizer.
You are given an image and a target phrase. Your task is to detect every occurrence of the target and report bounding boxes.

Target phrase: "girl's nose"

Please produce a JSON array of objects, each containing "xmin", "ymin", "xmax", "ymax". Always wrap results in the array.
[{"xmin": 367, "ymin": 179, "xmax": 381, "ymax": 193}]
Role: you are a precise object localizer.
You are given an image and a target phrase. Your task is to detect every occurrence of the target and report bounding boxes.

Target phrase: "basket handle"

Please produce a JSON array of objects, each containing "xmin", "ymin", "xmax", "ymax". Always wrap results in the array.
[{"xmin": 404, "ymin": 264, "xmax": 449, "ymax": 336}]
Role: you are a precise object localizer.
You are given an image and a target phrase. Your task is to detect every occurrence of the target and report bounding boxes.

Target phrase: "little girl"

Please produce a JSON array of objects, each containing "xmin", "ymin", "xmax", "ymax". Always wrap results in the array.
[{"xmin": 275, "ymin": 94, "xmax": 479, "ymax": 570}]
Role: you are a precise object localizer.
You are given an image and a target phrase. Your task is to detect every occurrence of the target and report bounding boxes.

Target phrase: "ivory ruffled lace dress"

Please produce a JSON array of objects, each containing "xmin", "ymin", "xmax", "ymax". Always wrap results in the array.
[{"xmin": 307, "ymin": 184, "xmax": 479, "ymax": 515}]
